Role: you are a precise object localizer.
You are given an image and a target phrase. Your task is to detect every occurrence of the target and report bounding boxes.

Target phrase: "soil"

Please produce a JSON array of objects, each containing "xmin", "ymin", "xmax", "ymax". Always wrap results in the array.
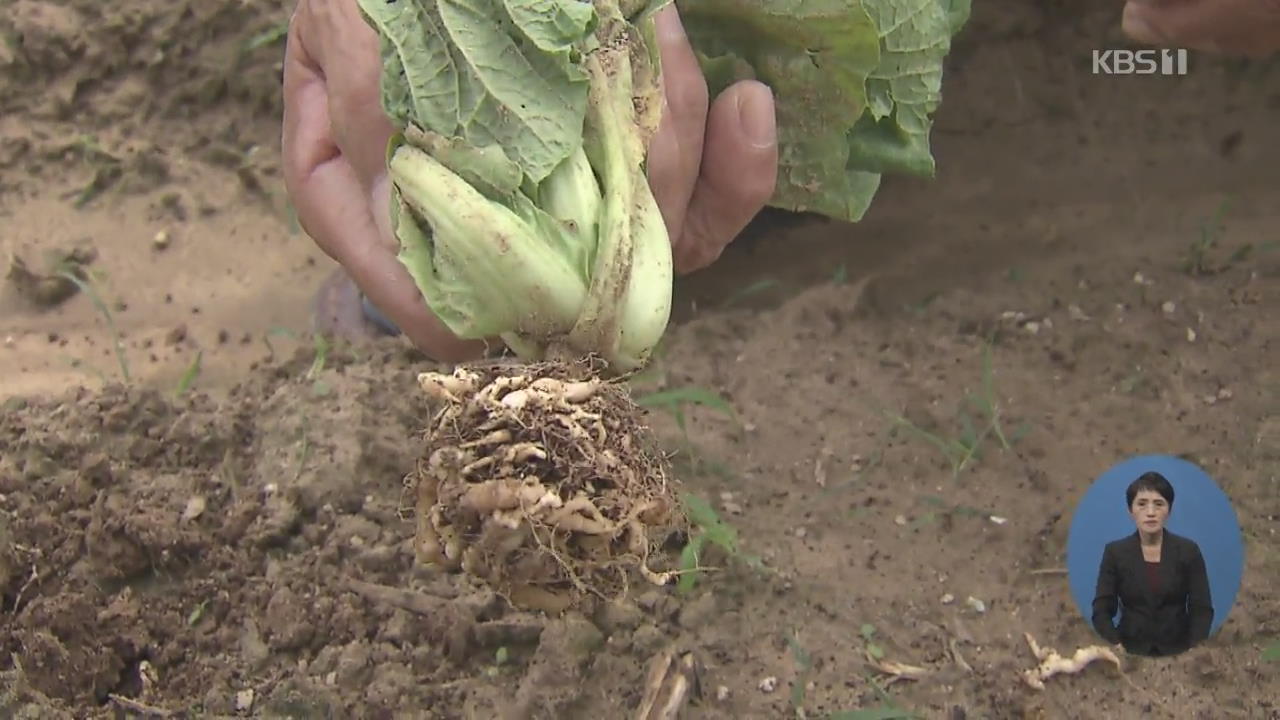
[{"xmin": 2, "ymin": 0, "xmax": 1280, "ymax": 718}]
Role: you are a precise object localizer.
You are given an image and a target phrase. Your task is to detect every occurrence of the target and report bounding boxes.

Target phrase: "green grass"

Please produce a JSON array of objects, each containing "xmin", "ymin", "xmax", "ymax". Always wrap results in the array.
[
  {"xmin": 1179, "ymin": 195, "xmax": 1278, "ymax": 276},
  {"xmin": 723, "ymin": 277, "xmax": 782, "ymax": 306},
  {"xmin": 909, "ymin": 493, "xmax": 1001, "ymax": 530},
  {"xmin": 56, "ymin": 265, "xmax": 131, "ymax": 384},
  {"xmin": 1182, "ymin": 196, "xmax": 1232, "ymax": 275},
  {"xmin": 785, "ymin": 630, "xmax": 918, "ymax": 720},
  {"xmin": 673, "ymin": 493, "xmax": 762, "ymax": 594},
  {"xmin": 635, "ymin": 383, "xmax": 740, "ymax": 479},
  {"xmin": 882, "ymin": 341, "xmax": 1026, "ymax": 478},
  {"xmin": 173, "ymin": 350, "xmax": 203, "ymax": 398},
  {"xmin": 242, "ymin": 22, "xmax": 289, "ymax": 54},
  {"xmin": 1264, "ymin": 641, "xmax": 1280, "ymax": 662}
]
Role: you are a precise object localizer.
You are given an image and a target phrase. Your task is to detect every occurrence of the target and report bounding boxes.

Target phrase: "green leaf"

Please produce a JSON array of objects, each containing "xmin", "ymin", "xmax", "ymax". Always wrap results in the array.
[
  {"xmin": 503, "ymin": 0, "xmax": 597, "ymax": 51},
  {"xmin": 703, "ymin": 522, "xmax": 738, "ymax": 551},
  {"xmin": 683, "ymin": 493, "xmax": 723, "ymax": 529},
  {"xmin": 358, "ymin": 0, "xmax": 593, "ymax": 182},
  {"xmin": 678, "ymin": 0, "xmax": 882, "ymax": 221},
  {"xmin": 636, "ymin": 386, "xmax": 737, "ymax": 419},
  {"xmin": 852, "ymin": 0, "xmax": 968, "ymax": 176},
  {"xmin": 677, "ymin": 0, "xmax": 967, "ymax": 221},
  {"xmin": 677, "ymin": 533, "xmax": 707, "ymax": 593}
]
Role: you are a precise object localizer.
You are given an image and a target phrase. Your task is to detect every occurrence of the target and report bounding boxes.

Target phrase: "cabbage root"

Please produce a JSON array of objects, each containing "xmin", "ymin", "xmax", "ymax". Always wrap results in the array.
[
  {"xmin": 409, "ymin": 360, "xmax": 683, "ymax": 613},
  {"xmin": 1020, "ymin": 632, "xmax": 1122, "ymax": 690}
]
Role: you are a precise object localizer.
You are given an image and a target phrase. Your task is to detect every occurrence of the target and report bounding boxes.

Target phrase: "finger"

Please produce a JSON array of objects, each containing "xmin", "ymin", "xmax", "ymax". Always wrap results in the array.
[
  {"xmin": 296, "ymin": 0, "xmax": 396, "ymax": 190},
  {"xmin": 283, "ymin": 11, "xmax": 481, "ymax": 361},
  {"xmin": 645, "ymin": 5, "xmax": 708, "ymax": 249},
  {"xmin": 282, "ymin": 6, "xmax": 340, "ymax": 248},
  {"xmin": 1122, "ymin": 2, "xmax": 1217, "ymax": 48},
  {"xmin": 1121, "ymin": 0, "xmax": 1280, "ymax": 54},
  {"xmin": 675, "ymin": 80, "xmax": 777, "ymax": 273}
]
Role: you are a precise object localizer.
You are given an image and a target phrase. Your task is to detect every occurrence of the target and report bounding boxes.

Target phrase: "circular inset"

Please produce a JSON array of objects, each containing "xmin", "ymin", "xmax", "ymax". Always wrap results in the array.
[{"xmin": 1066, "ymin": 454, "xmax": 1243, "ymax": 657}]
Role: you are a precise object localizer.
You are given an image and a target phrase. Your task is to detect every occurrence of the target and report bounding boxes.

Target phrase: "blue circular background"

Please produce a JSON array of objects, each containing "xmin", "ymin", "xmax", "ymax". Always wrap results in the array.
[{"xmin": 1066, "ymin": 454, "xmax": 1244, "ymax": 637}]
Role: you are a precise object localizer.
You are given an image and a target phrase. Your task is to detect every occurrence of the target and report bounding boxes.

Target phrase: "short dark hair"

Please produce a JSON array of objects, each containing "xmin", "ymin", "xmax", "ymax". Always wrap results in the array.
[{"xmin": 1126, "ymin": 471, "xmax": 1174, "ymax": 510}]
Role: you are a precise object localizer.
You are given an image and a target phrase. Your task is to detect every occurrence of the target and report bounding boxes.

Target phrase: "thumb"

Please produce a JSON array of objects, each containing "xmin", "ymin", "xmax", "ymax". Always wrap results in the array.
[
  {"xmin": 1122, "ymin": 3, "xmax": 1173, "ymax": 45},
  {"xmin": 1121, "ymin": 1, "xmax": 1229, "ymax": 52}
]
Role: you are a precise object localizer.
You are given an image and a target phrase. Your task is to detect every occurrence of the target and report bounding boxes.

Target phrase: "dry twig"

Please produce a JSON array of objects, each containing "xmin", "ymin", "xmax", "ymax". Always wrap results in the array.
[
  {"xmin": 867, "ymin": 649, "xmax": 929, "ymax": 687},
  {"xmin": 107, "ymin": 694, "xmax": 173, "ymax": 717},
  {"xmin": 634, "ymin": 647, "xmax": 699, "ymax": 720}
]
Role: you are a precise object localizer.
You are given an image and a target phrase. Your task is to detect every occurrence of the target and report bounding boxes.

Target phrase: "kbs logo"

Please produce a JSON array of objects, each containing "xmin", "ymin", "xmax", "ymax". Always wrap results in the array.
[{"xmin": 1092, "ymin": 48, "xmax": 1188, "ymax": 75}]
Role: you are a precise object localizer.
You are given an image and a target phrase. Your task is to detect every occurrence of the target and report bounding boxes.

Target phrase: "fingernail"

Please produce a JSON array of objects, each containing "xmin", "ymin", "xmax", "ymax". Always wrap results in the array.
[{"xmin": 737, "ymin": 83, "xmax": 776, "ymax": 149}]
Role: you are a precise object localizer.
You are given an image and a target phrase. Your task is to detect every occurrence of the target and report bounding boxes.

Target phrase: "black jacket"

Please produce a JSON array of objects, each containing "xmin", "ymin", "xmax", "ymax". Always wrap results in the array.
[{"xmin": 1091, "ymin": 530, "xmax": 1213, "ymax": 656}]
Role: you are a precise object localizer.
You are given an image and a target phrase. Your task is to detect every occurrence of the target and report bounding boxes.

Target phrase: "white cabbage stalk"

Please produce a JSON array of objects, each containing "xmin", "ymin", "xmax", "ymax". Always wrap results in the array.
[{"xmin": 366, "ymin": 0, "xmax": 672, "ymax": 374}]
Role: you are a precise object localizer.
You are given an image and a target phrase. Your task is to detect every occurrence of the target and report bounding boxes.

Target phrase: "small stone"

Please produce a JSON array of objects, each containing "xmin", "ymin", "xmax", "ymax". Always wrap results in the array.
[
  {"xmin": 182, "ymin": 495, "xmax": 206, "ymax": 521},
  {"xmin": 1186, "ymin": 327, "xmax": 1197, "ymax": 342},
  {"xmin": 235, "ymin": 689, "xmax": 254, "ymax": 713},
  {"xmin": 794, "ymin": 527, "xmax": 807, "ymax": 539},
  {"xmin": 1161, "ymin": 301, "xmax": 1176, "ymax": 314},
  {"xmin": 941, "ymin": 593, "xmax": 955, "ymax": 605},
  {"xmin": 965, "ymin": 596, "xmax": 986, "ymax": 614},
  {"xmin": 1217, "ymin": 388, "xmax": 1233, "ymax": 400},
  {"xmin": 3, "ymin": 335, "xmax": 13, "ymax": 347},
  {"xmin": 1024, "ymin": 321, "xmax": 1040, "ymax": 334},
  {"xmin": 153, "ymin": 230, "xmax": 171, "ymax": 249},
  {"xmin": 1068, "ymin": 304, "xmax": 1090, "ymax": 321},
  {"xmin": 758, "ymin": 676, "xmax": 778, "ymax": 693},
  {"xmin": 716, "ymin": 685, "xmax": 731, "ymax": 702},
  {"xmin": 894, "ymin": 515, "xmax": 907, "ymax": 526}
]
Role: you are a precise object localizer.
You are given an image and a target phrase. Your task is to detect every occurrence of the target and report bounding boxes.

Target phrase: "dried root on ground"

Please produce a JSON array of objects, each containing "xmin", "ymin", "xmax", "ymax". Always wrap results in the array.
[
  {"xmin": 868, "ymin": 652, "xmax": 930, "ymax": 687},
  {"xmin": 634, "ymin": 647, "xmax": 699, "ymax": 720},
  {"xmin": 410, "ymin": 359, "xmax": 683, "ymax": 613},
  {"xmin": 1020, "ymin": 632, "xmax": 1122, "ymax": 690}
]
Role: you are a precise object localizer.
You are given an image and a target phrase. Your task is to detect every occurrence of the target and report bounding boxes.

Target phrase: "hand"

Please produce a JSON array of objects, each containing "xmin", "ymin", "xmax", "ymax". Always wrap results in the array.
[
  {"xmin": 282, "ymin": 0, "xmax": 778, "ymax": 361},
  {"xmin": 1121, "ymin": 0, "xmax": 1280, "ymax": 57}
]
